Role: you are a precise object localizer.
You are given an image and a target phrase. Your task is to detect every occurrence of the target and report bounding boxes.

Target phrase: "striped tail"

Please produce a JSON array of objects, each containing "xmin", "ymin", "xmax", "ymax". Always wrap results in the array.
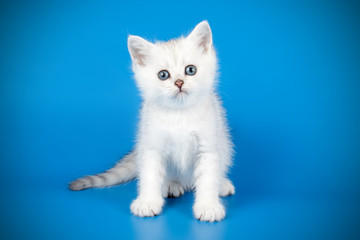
[{"xmin": 69, "ymin": 151, "xmax": 137, "ymax": 191}]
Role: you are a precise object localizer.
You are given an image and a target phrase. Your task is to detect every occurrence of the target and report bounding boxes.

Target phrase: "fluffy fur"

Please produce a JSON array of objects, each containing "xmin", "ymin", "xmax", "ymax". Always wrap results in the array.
[{"xmin": 69, "ymin": 21, "xmax": 235, "ymax": 222}]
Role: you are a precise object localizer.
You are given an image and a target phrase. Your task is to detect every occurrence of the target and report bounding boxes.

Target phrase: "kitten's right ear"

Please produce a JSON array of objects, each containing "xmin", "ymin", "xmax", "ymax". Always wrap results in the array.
[{"xmin": 128, "ymin": 35, "xmax": 153, "ymax": 66}]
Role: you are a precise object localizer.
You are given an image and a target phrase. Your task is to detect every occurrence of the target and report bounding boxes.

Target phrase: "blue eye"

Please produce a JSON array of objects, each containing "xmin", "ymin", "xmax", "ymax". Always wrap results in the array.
[
  {"xmin": 158, "ymin": 70, "xmax": 170, "ymax": 80},
  {"xmin": 185, "ymin": 65, "xmax": 197, "ymax": 76}
]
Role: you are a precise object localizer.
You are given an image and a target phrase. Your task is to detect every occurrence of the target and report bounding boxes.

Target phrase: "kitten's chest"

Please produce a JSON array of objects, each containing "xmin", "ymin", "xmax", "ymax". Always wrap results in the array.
[
  {"xmin": 141, "ymin": 101, "xmax": 215, "ymax": 150},
  {"xmin": 151, "ymin": 107, "xmax": 205, "ymax": 135},
  {"xmin": 147, "ymin": 107, "xmax": 207, "ymax": 162},
  {"xmin": 158, "ymin": 119, "xmax": 198, "ymax": 170},
  {"xmin": 164, "ymin": 129, "xmax": 197, "ymax": 171}
]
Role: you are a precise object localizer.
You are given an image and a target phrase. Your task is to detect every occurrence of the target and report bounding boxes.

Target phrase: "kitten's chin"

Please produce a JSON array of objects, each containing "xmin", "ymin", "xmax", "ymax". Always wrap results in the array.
[
  {"xmin": 176, "ymin": 90, "xmax": 187, "ymax": 96},
  {"xmin": 152, "ymin": 90, "xmax": 203, "ymax": 109},
  {"xmin": 175, "ymin": 87, "xmax": 190, "ymax": 96},
  {"xmin": 173, "ymin": 90, "xmax": 190, "ymax": 101}
]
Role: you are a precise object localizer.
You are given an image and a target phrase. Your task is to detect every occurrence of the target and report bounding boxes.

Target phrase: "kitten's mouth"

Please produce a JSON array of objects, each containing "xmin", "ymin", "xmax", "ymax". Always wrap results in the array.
[{"xmin": 177, "ymin": 89, "xmax": 187, "ymax": 95}]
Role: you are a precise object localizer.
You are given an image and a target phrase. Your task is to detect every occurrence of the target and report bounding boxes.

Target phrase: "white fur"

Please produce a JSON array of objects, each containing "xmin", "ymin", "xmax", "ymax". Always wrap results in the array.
[
  {"xmin": 70, "ymin": 21, "xmax": 234, "ymax": 222},
  {"xmin": 129, "ymin": 21, "xmax": 234, "ymax": 222}
]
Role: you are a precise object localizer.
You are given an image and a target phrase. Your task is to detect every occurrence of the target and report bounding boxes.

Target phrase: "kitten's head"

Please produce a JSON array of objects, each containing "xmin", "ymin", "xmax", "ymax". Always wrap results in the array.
[{"xmin": 128, "ymin": 21, "xmax": 217, "ymax": 108}]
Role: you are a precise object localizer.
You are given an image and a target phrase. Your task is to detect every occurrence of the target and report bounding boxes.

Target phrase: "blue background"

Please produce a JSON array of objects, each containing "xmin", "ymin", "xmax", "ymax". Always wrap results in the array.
[{"xmin": 1, "ymin": 0, "xmax": 359, "ymax": 239}]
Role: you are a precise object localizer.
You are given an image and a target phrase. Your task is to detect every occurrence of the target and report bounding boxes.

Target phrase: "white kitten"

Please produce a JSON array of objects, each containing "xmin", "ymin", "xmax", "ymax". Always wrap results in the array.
[{"xmin": 70, "ymin": 21, "xmax": 235, "ymax": 222}]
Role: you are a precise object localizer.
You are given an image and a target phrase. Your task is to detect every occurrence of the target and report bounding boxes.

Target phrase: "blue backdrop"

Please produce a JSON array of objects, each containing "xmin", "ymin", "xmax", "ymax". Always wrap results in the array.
[{"xmin": 1, "ymin": 0, "xmax": 359, "ymax": 239}]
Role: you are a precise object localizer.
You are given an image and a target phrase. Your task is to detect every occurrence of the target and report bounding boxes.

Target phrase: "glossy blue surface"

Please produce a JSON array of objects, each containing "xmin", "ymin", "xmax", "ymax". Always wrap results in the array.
[{"xmin": 1, "ymin": 1, "xmax": 359, "ymax": 239}]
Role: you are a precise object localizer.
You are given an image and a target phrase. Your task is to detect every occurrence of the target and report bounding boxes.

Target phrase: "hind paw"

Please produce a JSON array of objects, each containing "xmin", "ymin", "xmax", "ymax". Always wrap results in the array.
[
  {"xmin": 219, "ymin": 179, "xmax": 235, "ymax": 197},
  {"xmin": 162, "ymin": 181, "xmax": 185, "ymax": 198}
]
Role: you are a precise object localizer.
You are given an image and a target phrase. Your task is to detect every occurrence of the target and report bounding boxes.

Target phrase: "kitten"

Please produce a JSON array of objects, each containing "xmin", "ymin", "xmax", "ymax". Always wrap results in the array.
[{"xmin": 69, "ymin": 21, "xmax": 235, "ymax": 222}]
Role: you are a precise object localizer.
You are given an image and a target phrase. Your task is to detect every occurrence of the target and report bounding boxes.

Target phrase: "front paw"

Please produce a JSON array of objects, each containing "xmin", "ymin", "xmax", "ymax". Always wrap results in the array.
[
  {"xmin": 193, "ymin": 201, "xmax": 226, "ymax": 222},
  {"xmin": 130, "ymin": 198, "xmax": 164, "ymax": 217}
]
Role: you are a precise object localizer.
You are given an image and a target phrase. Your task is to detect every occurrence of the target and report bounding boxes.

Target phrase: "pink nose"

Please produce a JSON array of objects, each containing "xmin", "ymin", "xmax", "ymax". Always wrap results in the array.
[{"xmin": 175, "ymin": 79, "xmax": 184, "ymax": 89}]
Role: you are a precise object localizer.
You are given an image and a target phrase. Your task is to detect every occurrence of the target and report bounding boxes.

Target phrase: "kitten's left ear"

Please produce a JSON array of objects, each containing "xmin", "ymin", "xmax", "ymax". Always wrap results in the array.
[
  {"xmin": 187, "ymin": 21, "xmax": 213, "ymax": 52},
  {"xmin": 128, "ymin": 35, "xmax": 153, "ymax": 66}
]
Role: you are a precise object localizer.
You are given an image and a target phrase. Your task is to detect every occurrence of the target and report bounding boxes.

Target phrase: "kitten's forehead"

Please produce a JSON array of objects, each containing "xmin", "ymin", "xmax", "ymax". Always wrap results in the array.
[
  {"xmin": 158, "ymin": 38, "xmax": 184, "ymax": 51},
  {"xmin": 153, "ymin": 37, "xmax": 200, "ymax": 67}
]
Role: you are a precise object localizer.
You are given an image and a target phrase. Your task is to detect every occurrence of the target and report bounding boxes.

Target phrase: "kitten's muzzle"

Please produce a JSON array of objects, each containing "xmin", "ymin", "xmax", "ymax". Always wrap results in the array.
[{"xmin": 175, "ymin": 79, "xmax": 184, "ymax": 90}]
